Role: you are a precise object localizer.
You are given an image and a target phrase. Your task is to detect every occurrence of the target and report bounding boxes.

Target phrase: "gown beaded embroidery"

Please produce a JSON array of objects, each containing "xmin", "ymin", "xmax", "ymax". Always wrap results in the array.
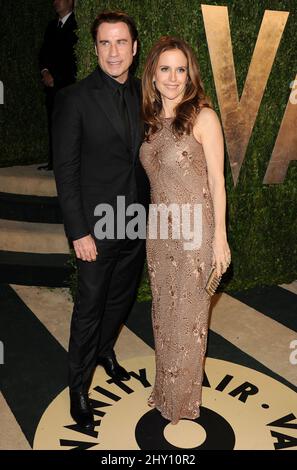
[{"xmin": 139, "ymin": 117, "xmax": 215, "ymax": 423}]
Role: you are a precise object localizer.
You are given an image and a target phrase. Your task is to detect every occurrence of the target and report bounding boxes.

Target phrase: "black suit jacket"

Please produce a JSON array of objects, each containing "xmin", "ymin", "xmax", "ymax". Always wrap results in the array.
[
  {"xmin": 52, "ymin": 67, "xmax": 150, "ymax": 242},
  {"xmin": 39, "ymin": 12, "xmax": 77, "ymax": 89}
]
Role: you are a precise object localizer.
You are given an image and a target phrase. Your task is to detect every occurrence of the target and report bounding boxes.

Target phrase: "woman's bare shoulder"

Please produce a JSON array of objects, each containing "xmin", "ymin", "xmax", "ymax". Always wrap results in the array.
[
  {"xmin": 196, "ymin": 106, "xmax": 219, "ymax": 124},
  {"xmin": 193, "ymin": 107, "xmax": 222, "ymax": 142}
]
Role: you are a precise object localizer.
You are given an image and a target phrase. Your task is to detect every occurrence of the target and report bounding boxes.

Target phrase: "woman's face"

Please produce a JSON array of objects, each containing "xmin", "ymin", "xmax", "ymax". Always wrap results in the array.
[{"xmin": 154, "ymin": 49, "xmax": 188, "ymax": 103}]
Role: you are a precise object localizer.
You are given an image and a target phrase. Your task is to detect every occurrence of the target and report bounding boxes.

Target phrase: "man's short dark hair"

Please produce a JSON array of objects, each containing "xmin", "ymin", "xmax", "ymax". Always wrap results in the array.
[{"xmin": 91, "ymin": 10, "xmax": 138, "ymax": 43}]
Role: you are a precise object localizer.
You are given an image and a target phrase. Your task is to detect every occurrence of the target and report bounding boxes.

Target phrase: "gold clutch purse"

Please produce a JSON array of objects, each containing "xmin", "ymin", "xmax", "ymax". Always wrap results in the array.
[{"xmin": 205, "ymin": 266, "xmax": 222, "ymax": 296}]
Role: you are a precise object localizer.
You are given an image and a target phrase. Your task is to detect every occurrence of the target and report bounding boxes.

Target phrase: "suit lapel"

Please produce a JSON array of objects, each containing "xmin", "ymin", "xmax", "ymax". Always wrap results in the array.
[
  {"xmin": 61, "ymin": 12, "xmax": 76, "ymax": 30},
  {"xmin": 127, "ymin": 78, "xmax": 143, "ymax": 160},
  {"xmin": 89, "ymin": 68, "xmax": 143, "ymax": 159},
  {"xmin": 93, "ymin": 89, "xmax": 128, "ymax": 147},
  {"xmin": 90, "ymin": 68, "xmax": 128, "ymax": 149}
]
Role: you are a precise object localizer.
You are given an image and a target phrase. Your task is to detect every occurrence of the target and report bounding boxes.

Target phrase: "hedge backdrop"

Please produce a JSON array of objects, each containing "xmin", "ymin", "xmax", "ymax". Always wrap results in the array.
[
  {"xmin": 1, "ymin": 1, "xmax": 296, "ymax": 295},
  {"xmin": 73, "ymin": 0, "xmax": 297, "ymax": 295},
  {"xmin": 0, "ymin": 0, "xmax": 54, "ymax": 166}
]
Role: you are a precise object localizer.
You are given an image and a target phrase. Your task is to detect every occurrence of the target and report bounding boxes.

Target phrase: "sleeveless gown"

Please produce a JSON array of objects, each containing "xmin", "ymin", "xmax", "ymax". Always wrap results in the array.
[{"xmin": 139, "ymin": 117, "xmax": 215, "ymax": 423}]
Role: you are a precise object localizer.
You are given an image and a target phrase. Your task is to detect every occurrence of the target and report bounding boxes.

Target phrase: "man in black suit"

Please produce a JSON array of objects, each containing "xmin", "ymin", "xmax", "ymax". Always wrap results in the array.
[
  {"xmin": 39, "ymin": 0, "xmax": 77, "ymax": 170},
  {"xmin": 52, "ymin": 11, "xmax": 149, "ymax": 429}
]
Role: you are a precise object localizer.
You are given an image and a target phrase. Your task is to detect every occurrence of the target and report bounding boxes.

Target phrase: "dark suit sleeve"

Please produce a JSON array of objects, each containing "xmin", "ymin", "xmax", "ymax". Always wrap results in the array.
[
  {"xmin": 52, "ymin": 89, "xmax": 90, "ymax": 241},
  {"xmin": 39, "ymin": 23, "xmax": 52, "ymax": 73}
]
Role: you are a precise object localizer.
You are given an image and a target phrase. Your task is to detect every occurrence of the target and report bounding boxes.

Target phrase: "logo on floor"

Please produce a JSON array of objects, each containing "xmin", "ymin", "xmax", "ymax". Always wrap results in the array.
[{"xmin": 33, "ymin": 357, "xmax": 297, "ymax": 450}]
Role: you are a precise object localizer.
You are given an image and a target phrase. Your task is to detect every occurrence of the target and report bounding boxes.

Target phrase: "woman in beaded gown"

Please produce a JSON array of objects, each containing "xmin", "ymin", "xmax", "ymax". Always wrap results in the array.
[{"xmin": 140, "ymin": 37, "xmax": 231, "ymax": 424}]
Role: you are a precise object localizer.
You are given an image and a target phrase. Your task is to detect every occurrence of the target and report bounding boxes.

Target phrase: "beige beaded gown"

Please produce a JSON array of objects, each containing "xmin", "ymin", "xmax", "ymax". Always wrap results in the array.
[{"xmin": 139, "ymin": 117, "xmax": 215, "ymax": 423}]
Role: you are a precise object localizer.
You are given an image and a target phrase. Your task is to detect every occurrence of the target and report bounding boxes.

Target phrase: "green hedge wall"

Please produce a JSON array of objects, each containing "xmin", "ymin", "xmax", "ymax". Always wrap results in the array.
[
  {"xmin": 74, "ymin": 0, "xmax": 297, "ymax": 294},
  {"xmin": 0, "ymin": 0, "xmax": 53, "ymax": 166}
]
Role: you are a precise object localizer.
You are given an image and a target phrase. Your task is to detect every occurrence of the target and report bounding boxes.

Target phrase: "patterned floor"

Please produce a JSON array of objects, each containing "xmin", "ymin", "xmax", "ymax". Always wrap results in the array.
[{"xmin": 0, "ymin": 281, "xmax": 296, "ymax": 450}]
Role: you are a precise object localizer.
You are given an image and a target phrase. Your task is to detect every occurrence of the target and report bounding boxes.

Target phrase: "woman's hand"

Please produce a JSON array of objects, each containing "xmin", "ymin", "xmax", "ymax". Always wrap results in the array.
[{"xmin": 212, "ymin": 232, "xmax": 231, "ymax": 277}]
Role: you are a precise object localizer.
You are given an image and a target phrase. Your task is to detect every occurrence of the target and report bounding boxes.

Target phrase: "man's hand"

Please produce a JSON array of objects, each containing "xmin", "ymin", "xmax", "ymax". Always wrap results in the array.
[
  {"xmin": 42, "ymin": 70, "xmax": 54, "ymax": 88},
  {"xmin": 73, "ymin": 234, "xmax": 98, "ymax": 262}
]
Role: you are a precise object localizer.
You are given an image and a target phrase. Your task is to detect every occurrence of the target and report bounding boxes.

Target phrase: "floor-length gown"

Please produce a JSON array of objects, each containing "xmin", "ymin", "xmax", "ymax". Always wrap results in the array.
[{"xmin": 139, "ymin": 117, "xmax": 215, "ymax": 423}]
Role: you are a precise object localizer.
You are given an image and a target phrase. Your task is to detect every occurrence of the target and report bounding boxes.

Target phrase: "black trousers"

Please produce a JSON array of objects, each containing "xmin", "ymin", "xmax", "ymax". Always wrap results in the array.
[
  {"xmin": 68, "ymin": 237, "xmax": 146, "ymax": 392},
  {"xmin": 45, "ymin": 88, "xmax": 57, "ymax": 168}
]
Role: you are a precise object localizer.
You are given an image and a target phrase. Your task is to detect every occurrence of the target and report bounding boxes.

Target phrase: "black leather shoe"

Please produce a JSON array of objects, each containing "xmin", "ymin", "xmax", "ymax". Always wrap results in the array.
[
  {"xmin": 97, "ymin": 354, "xmax": 130, "ymax": 381},
  {"xmin": 70, "ymin": 391, "xmax": 94, "ymax": 429}
]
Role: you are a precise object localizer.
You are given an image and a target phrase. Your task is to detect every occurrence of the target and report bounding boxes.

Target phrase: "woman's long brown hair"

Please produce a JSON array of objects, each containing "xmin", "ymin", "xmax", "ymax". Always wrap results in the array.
[{"xmin": 142, "ymin": 36, "xmax": 212, "ymax": 140}]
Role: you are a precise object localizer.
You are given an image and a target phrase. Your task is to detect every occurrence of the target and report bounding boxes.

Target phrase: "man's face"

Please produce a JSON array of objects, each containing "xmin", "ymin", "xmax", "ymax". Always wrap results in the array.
[
  {"xmin": 53, "ymin": 0, "xmax": 73, "ymax": 15},
  {"xmin": 95, "ymin": 22, "xmax": 137, "ymax": 83}
]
